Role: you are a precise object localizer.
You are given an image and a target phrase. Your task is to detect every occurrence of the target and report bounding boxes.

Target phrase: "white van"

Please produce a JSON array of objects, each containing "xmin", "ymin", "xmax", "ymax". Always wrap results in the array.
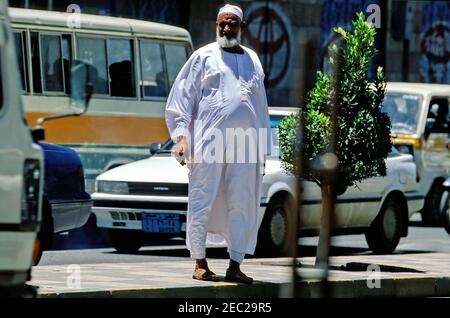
[
  {"xmin": 383, "ymin": 83, "xmax": 450, "ymax": 225},
  {"xmin": 0, "ymin": 2, "xmax": 43, "ymax": 296}
]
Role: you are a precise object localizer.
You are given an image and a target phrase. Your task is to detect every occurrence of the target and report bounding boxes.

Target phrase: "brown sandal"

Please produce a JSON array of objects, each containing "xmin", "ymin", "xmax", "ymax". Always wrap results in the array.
[
  {"xmin": 192, "ymin": 268, "xmax": 217, "ymax": 281},
  {"xmin": 225, "ymin": 269, "xmax": 253, "ymax": 284}
]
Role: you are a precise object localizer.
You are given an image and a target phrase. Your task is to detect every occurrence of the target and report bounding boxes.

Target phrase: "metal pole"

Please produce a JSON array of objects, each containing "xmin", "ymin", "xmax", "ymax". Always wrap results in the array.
[
  {"xmin": 289, "ymin": 102, "xmax": 303, "ymax": 298},
  {"xmin": 289, "ymin": 39, "xmax": 315, "ymax": 298},
  {"xmin": 48, "ymin": 0, "xmax": 53, "ymax": 11},
  {"xmin": 314, "ymin": 41, "xmax": 342, "ymax": 298}
]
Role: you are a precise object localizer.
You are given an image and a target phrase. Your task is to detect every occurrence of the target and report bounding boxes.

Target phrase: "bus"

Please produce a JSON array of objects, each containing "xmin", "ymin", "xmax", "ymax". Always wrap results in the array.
[{"xmin": 9, "ymin": 7, "xmax": 193, "ymax": 193}]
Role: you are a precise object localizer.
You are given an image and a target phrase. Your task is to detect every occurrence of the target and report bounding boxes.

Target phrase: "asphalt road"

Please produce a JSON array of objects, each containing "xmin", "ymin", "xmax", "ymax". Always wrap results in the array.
[{"xmin": 37, "ymin": 214, "xmax": 450, "ymax": 266}]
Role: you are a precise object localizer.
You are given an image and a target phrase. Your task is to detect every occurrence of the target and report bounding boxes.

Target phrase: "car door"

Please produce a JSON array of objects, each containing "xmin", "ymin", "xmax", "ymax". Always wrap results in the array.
[{"xmin": 334, "ymin": 152, "xmax": 401, "ymax": 228}]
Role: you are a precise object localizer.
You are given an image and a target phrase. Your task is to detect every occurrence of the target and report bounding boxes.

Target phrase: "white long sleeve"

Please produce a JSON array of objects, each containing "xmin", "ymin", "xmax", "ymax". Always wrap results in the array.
[{"xmin": 165, "ymin": 53, "xmax": 203, "ymax": 142}]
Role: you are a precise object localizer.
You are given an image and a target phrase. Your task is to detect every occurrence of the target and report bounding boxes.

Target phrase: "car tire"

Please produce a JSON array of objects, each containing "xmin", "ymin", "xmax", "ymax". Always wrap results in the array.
[
  {"xmin": 365, "ymin": 198, "xmax": 403, "ymax": 254},
  {"xmin": 256, "ymin": 195, "xmax": 296, "ymax": 257},
  {"xmin": 421, "ymin": 182, "xmax": 445, "ymax": 225},
  {"xmin": 108, "ymin": 229, "xmax": 142, "ymax": 254},
  {"xmin": 34, "ymin": 200, "xmax": 53, "ymax": 265},
  {"xmin": 0, "ymin": 284, "xmax": 38, "ymax": 298},
  {"xmin": 441, "ymin": 190, "xmax": 450, "ymax": 235}
]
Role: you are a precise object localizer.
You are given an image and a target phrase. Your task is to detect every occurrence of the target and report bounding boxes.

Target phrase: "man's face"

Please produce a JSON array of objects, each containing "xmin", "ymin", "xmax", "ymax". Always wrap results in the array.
[{"xmin": 216, "ymin": 12, "xmax": 243, "ymax": 40}]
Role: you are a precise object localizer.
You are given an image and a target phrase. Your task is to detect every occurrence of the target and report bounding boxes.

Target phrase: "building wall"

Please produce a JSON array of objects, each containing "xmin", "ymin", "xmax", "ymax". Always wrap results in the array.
[
  {"xmin": 189, "ymin": 0, "xmax": 323, "ymax": 107},
  {"xmin": 189, "ymin": 0, "xmax": 449, "ymax": 107},
  {"xmin": 9, "ymin": 0, "xmax": 450, "ymax": 107}
]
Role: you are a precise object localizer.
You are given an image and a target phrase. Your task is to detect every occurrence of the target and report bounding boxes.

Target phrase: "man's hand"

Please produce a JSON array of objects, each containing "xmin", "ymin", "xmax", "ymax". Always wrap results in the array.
[{"xmin": 175, "ymin": 136, "xmax": 188, "ymax": 166}]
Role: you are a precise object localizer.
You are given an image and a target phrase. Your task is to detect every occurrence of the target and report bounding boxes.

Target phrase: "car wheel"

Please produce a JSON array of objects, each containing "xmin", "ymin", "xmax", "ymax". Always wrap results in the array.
[
  {"xmin": 108, "ymin": 229, "xmax": 142, "ymax": 254},
  {"xmin": 256, "ymin": 195, "xmax": 296, "ymax": 257},
  {"xmin": 421, "ymin": 182, "xmax": 445, "ymax": 225},
  {"xmin": 34, "ymin": 200, "xmax": 53, "ymax": 265},
  {"xmin": 0, "ymin": 284, "xmax": 38, "ymax": 298},
  {"xmin": 441, "ymin": 190, "xmax": 450, "ymax": 235},
  {"xmin": 365, "ymin": 198, "xmax": 403, "ymax": 254}
]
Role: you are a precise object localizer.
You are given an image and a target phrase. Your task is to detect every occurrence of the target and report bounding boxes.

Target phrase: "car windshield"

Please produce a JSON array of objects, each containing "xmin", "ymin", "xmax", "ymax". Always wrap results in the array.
[{"xmin": 382, "ymin": 93, "xmax": 423, "ymax": 135}]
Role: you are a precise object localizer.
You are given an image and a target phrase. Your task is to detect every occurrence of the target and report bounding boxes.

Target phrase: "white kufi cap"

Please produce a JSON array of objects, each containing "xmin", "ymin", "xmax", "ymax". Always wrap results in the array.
[{"xmin": 218, "ymin": 4, "xmax": 243, "ymax": 21}]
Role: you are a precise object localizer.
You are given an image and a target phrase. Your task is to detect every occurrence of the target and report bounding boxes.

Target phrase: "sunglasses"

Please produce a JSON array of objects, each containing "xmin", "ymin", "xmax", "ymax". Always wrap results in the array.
[{"xmin": 217, "ymin": 21, "xmax": 240, "ymax": 29}]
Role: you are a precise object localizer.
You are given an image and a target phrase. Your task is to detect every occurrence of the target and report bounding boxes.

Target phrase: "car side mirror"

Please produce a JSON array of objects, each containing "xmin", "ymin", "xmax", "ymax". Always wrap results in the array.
[
  {"xmin": 149, "ymin": 142, "xmax": 162, "ymax": 155},
  {"xmin": 70, "ymin": 60, "xmax": 94, "ymax": 114}
]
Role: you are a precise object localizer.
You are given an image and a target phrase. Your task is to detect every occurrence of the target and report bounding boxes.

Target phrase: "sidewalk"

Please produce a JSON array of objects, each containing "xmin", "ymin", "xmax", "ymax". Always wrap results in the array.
[{"xmin": 31, "ymin": 252, "xmax": 450, "ymax": 298}]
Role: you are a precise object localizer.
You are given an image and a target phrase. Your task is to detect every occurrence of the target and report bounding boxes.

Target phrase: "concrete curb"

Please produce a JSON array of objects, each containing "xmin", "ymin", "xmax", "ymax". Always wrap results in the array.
[{"xmin": 37, "ymin": 277, "xmax": 450, "ymax": 298}]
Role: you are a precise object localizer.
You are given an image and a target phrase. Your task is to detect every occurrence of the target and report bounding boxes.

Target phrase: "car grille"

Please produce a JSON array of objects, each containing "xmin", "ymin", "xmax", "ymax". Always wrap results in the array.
[
  {"xmin": 110, "ymin": 211, "xmax": 143, "ymax": 221},
  {"xmin": 127, "ymin": 182, "xmax": 188, "ymax": 196}
]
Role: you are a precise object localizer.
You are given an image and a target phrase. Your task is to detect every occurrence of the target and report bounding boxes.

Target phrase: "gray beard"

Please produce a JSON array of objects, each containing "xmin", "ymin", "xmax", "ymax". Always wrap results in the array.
[{"xmin": 216, "ymin": 30, "xmax": 241, "ymax": 48}]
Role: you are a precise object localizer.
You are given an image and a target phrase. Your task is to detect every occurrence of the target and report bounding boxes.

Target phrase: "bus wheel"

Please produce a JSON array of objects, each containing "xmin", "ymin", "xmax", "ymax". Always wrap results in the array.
[
  {"xmin": 108, "ymin": 229, "xmax": 142, "ymax": 254},
  {"xmin": 365, "ymin": 198, "xmax": 402, "ymax": 254}
]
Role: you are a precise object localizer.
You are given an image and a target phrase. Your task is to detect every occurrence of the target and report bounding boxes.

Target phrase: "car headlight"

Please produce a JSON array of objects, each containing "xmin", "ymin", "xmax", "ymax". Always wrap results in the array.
[{"xmin": 97, "ymin": 181, "xmax": 129, "ymax": 194}]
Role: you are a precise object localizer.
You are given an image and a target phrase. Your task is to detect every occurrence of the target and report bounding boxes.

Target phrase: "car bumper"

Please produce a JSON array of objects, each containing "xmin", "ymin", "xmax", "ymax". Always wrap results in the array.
[
  {"xmin": 405, "ymin": 192, "xmax": 425, "ymax": 218},
  {"xmin": 51, "ymin": 200, "xmax": 93, "ymax": 233},
  {"xmin": 92, "ymin": 207, "xmax": 187, "ymax": 232}
]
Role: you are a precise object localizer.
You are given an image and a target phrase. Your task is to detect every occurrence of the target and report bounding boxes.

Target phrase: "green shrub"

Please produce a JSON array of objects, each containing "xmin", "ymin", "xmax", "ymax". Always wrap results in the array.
[{"xmin": 279, "ymin": 12, "xmax": 392, "ymax": 189}]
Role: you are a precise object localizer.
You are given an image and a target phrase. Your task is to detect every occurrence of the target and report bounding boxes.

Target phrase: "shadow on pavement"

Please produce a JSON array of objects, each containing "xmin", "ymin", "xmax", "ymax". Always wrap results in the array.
[{"xmin": 104, "ymin": 244, "xmax": 435, "ymax": 259}]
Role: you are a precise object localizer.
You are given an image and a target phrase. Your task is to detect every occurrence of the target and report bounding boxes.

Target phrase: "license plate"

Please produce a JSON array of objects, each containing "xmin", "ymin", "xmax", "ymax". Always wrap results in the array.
[{"xmin": 142, "ymin": 213, "xmax": 180, "ymax": 233}]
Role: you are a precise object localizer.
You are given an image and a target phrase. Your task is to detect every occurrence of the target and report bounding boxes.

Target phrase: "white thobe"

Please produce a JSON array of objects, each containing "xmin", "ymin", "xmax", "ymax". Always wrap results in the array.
[{"xmin": 165, "ymin": 42, "xmax": 271, "ymax": 261}]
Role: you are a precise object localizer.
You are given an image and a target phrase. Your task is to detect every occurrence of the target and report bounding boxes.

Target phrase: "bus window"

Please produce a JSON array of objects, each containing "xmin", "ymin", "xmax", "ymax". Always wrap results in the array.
[
  {"xmin": 108, "ymin": 38, "xmax": 135, "ymax": 98},
  {"xmin": 14, "ymin": 31, "xmax": 28, "ymax": 92},
  {"xmin": 139, "ymin": 40, "xmax": 167, "ymax": 98},
  {"xmin": 77, "ymin": 37, "xmax": 109, "ymax": 95},
  {"xmin": 164, "ymin": 43, "xmax": 188, "ymax": 87},
  {"xmin": 30, "ymin": 32, "xmax": 42, "ymax": 93},
  {"xmin": 40, "ymin": 34, "xmax": 64, "ymax": 92},
  {"xmin": 62, "ymin": 34, "xmax": 72, "ymax": 95},
  {"xmin": 11, "ymin": 7, "xmax": 194, "ymax": 194}
]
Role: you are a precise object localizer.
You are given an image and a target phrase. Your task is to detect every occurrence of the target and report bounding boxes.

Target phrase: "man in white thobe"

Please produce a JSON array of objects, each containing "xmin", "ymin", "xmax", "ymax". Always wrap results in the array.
[{"xmin": 165, "ymin": 4, "xmax": 271, "ymax": 283}]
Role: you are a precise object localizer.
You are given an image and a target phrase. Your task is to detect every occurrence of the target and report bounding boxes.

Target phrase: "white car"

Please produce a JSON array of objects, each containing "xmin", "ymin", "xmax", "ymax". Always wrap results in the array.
[{"xmin": 92, "ymin": 107, "xmax": 424, "ymax": 255}]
